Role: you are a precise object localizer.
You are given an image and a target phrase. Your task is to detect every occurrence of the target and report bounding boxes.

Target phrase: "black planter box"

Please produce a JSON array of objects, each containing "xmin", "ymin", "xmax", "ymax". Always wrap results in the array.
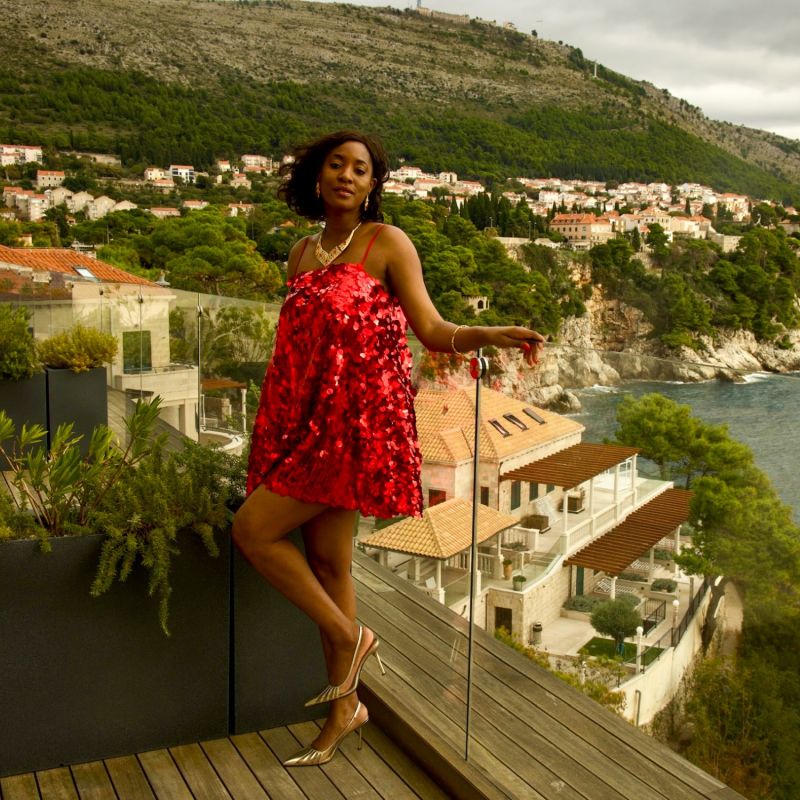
[
  {"xmin": 231, "ymin": 530, "xmax": 328, "ymax": 733},
  {"xmin": 0, "ymin": 373, "xmax": 47, "ymax": 469},
  {"xmin": 0, "ymin": 531, "xmax": 230, "ymax": 777},
  {"xmin": 45, "ymin": 367, "xmax": 108, "ymax": 455}
]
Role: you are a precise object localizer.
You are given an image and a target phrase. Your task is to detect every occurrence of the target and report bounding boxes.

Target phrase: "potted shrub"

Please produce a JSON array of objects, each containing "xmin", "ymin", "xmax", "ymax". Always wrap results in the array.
[
  {"xmin": 37, "ymin": 323, "xmax": 118, "ymax": 454},
  {"xmin": 0, "ymin": 399, "xmax": 235, "ymax": 776},
  {"xmin": 503, "ymin": 557, "xmax": 513, "ymax": 579},
  {"xmin": 512, "ymin": 573, "xmax": 526, "ymax": 591},
  {"xmin": 0, "ymin": 304, "xmax": 45, "ymax": 467}
]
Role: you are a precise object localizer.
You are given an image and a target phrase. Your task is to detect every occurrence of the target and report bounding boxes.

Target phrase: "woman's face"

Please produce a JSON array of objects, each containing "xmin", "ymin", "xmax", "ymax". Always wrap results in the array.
[{"xmin": 318, "ymin": 140, "xmax": 376, "ymax": 214}]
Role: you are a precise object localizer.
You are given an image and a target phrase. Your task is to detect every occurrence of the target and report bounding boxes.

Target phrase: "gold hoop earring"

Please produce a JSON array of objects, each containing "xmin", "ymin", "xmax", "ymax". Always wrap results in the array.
[
  {"xmin": 315, "ymin": 181, "xmax": 321, "ymax": 198},
  {"xmin": 364, "ymin": 195, "xmax": 370, "ymax": 212}
]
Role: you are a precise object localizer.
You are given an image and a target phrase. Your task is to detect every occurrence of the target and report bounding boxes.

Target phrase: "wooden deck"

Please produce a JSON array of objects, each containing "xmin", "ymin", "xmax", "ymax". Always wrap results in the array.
[
  {"xmin": 353, "ymin": 553, "xmax": 745, "ymax": 800},
  {"xmin": 2, "ymin": 551, "xmax": 744, "ymax": 800},
  {"xmin": 0, "ymin": 721, "xmax": 449, "ymax": 800}
]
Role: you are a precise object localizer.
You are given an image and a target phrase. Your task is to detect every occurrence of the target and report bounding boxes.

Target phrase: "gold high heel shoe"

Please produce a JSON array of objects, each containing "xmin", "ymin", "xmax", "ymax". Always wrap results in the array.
[
  {"xmin": 304, "ymin": 624, "xmax": 386, "ymax": 707},
  {"xmin": 282, "ymin": 701, "xmax": 368, "ymax": 767}
]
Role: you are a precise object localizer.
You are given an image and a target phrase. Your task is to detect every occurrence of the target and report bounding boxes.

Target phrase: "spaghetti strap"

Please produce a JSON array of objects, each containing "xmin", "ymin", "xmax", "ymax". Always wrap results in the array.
[
  {"xmin": 297, "ymin": 236, "xmax": 311, "ymax": 261},
  {"xmin": 360, "ymin": 224, "xmax": 385, "ymax": 264},
  {"xmin": 289, "ymin": 236, "xmax": 312, "ymax": 279}
]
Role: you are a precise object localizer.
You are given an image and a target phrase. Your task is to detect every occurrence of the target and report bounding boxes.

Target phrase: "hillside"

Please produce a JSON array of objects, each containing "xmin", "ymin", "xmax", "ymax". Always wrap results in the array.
[{"xmin": 0, "ymin": 0, "xmax": 799, "ymax": 200}]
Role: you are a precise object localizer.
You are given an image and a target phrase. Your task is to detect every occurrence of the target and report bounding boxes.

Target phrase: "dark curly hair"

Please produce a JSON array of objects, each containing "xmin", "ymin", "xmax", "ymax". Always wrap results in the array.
[{"xmin": 278, "ymin": 130, "xmax": 389, "ymax": 222}]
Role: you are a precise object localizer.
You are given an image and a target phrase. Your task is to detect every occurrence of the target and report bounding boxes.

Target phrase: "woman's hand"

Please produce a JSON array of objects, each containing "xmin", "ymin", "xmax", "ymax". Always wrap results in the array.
[{"xmin": 484, "ymin": 326, "xmax": 546, "ymax": 366}]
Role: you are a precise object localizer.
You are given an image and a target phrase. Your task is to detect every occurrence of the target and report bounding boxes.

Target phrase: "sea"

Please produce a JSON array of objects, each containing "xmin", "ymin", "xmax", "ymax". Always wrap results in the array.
[{"xmin": 570, "ymin": 372, "xmax": 800, "ymax": 522}]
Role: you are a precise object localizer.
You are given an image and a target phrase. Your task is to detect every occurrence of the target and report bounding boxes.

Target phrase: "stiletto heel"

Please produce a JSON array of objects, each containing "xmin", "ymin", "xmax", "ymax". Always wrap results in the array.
[
  {"xmin": 375, "ymin": 651, "xmax": 386, "ymax": 676},
  {"xmin": 357, "ymin": 727, "xmax": 363, "ymax": 751},
  {"xmin": 305, "ymin": 625, "xmax": 383, "ymax": 707},
  {"xmin": 283, "ymin": 702, "xmax": 368, "ymax": 767}
]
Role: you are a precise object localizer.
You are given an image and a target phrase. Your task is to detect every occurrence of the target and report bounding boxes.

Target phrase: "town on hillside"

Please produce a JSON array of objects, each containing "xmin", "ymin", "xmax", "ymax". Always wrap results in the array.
[{"xmin": 2, "ymin": 142, "xmax": 798, "ymax": 253}]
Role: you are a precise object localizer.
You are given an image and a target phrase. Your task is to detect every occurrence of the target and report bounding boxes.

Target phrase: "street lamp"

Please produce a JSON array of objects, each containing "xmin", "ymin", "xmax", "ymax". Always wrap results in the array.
[{"xmin": 635, "ymin": 625, "xmax": 644, "ymax": 673}]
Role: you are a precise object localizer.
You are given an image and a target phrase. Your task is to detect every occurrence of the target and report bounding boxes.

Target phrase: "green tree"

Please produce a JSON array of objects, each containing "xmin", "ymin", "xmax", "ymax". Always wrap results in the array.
[{"xmin": 590, "ymin": 599, "xmax": 641, "ymax": 655}]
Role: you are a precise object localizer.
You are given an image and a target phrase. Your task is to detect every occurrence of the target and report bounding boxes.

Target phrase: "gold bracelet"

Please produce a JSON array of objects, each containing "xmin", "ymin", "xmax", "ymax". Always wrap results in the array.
[{"xmin": 450, "ymin": 324, "xmax": 468, "ymax": 356}]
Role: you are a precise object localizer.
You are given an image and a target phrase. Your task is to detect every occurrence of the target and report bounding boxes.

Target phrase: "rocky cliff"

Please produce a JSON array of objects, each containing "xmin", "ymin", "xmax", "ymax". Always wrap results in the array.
[{"xmin": 422, "ymin": 289, "xmax": 800, "ymax": 410}]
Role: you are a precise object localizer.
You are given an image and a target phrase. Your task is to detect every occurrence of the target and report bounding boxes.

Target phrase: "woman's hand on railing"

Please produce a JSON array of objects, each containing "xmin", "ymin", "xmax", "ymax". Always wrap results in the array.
[{"xmin": 483, "ymin": 325, "xmax": 545, "ymax": 366}]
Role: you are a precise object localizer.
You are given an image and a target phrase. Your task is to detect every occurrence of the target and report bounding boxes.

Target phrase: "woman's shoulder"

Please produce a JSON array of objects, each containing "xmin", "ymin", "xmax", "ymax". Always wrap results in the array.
[
  {"xmin": 370, "ymin": 222, "xmax": 412, "ymax": 248},
  {"xmin": 287, "ymin": 234, "xmax": 315, "ymax": 276}
]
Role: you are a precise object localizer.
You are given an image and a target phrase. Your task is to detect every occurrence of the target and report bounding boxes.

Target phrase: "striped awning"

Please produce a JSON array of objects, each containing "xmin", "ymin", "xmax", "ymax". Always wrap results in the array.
[
  {"xmin": 501, "ymin": 443, "xmax": 640, "ymax": 489},
  {"xmin": 564, "ymin": 488, "xmax": 693, "ymax": 575}
]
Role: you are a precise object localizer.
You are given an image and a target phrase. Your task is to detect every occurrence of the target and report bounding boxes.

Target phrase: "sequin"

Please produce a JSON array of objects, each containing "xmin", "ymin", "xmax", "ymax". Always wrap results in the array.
[{"xmin": 246, "ymin": 261, "xmax": 423, "ymax": 518}]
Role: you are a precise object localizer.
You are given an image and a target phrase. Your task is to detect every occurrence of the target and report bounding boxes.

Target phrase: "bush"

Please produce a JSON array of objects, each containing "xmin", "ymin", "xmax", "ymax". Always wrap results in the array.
[
  {"xmin": 0, "ymin": 304, "xmax": 41, "ymax": 380},
  {"xmin": 37, "ymin": 324, "xmax": 117, "ymax": 372},
  {"xmin": 563, "ymin": 595, "xmax": 601, "ymax": 612},
  {"xmin": 618, "ymin": 571, "xmax": 648, "ymax": 582},
  {"xmin": 651, "ymin": 578, "xmax": 678, "ymax": 593}
]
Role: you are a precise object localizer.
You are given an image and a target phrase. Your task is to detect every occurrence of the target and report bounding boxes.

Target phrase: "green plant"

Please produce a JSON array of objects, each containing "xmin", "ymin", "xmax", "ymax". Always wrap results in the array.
[
  {"xmin": 37, "ymin": 324, "xmax": 117, "ymax": 372},
  {"xmin": 563, "ymin": 595, "xmax": 600, "ymax": 612},
  {"xmin": 0, "ymin": 399, "xmax": 239, "ymax": 634},
  {"xmin": 617, "ymin": 571, "xmax": 648, "ymax": 582},
  {"xmin": 512, "ymin": 574, "xmax": 526, "ymax": 587},
  {"xmin": 651, "ymin": 578, "xmax": 678, "ymax": 593},
  {"xmin": 0, "ymin": 304, "xmax": 41, "ymax": 381},
  {"xmin": 89, "ymin": 439, "xmax": 237, "ymax": 634},
  {"xmin": 590, "ymin": 598, "xmax": 642, "ymax": 655},
  {"xmin": 0, "ymin": 399, "xmax": 161, "ymax": 540}
]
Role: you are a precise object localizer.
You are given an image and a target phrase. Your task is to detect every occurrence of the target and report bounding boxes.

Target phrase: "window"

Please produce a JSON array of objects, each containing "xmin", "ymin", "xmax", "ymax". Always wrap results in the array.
[
  {"xmin": 122, "ymin": 330, "xmax": 152, "ymax": 374},
  {"xmin": 510, "ymin": 481, "xmax": 521, "ymax": 510},
  {"xmin": 480, "ymin": 486, "xmax": 490, "ymax": 506},
  {"xmin": 523, "ymin": 407, "xmax": 546, "ymax": 425},
  {"xmin": 503, "ymin": 413, "xmax": 527, "ymax": 431},
  {"xmin": 529, "ymin": 482, "xmax": 539, "ymax": 501},
  {"xmin": 488, "ymin": 419, "xmax": 511, "ymax": 437},
  {"xmin": 546, "ymin": 484, "xmax": 555, "ymax": 494},
  {"xmin": 428, "ymin": 489, "xmax": 446, "ymax": 507}
]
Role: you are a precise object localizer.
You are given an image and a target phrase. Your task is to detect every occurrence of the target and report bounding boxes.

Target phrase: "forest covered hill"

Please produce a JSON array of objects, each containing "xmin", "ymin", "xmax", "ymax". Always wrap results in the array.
[{"xmin": 0, "ymin": 0, "xmax": 799, "ymax": 203}]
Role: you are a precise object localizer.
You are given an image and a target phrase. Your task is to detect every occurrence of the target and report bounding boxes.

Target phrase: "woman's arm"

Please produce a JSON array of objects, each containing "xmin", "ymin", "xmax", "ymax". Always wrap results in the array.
[{"xmin": 384, "ymin": 226, "xmax": 545, "ymax": 365}]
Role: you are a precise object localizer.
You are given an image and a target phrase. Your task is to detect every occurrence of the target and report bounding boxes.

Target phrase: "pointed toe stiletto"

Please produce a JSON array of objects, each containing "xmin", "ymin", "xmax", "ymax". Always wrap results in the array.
[
  {"xmin": 304, "ymin": 624, "xmax": 386, "ymax": 708},
  {"xmin": 283, "ymin": 701, "xmax": 368, "ymax": 767}
]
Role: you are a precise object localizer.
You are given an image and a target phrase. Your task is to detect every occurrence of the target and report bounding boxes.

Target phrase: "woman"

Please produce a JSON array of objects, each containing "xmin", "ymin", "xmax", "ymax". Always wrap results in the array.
[{"xmin": 232, "ymin": 131, "xmax": 544, "ymax": 767}]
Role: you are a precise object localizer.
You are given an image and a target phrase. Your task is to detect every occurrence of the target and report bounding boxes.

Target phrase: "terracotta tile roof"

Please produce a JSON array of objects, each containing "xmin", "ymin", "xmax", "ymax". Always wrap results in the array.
[
  {"xmin": 0, "ymin": 244, "xmax": 156, "ymax": 286},
  {"xmin": 362, "ymin": 498, "xmax": 517, "ymax": 559},
  {"xmin": 415, "ymin": 387, "xmax": 584, "ymax": 465}
]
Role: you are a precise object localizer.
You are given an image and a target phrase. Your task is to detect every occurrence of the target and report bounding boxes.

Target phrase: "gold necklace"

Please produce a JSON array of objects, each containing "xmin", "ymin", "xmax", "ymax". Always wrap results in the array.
[{"xmin": 314, "ymin": 222, "xmax": 361, "ymax": 267}]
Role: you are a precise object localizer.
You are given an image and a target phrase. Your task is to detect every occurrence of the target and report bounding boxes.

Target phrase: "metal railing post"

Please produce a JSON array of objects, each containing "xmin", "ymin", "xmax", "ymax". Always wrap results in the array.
[{"xmin": 465, "ymin": 350, "xmax": 488, "ymax": 761}]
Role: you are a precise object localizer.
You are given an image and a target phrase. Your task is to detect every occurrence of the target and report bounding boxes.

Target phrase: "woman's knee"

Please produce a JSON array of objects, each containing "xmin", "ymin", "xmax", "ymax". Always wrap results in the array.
[{"xmin": 306, "ymin": 551, "xmax": 351, "ymax": 586}]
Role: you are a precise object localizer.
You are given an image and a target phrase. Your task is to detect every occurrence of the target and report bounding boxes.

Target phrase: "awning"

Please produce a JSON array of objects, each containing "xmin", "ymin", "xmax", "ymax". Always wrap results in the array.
[
  {"xmin": 564, "ymin": 488, "xmax": 693, "ymax": 575},
  {"xmin": 501, "ymin": 443, "xmax": 640, "ymax": 489}
]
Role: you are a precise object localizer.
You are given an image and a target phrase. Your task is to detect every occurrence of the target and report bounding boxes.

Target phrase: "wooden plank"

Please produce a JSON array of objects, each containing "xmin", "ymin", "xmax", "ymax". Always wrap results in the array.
[
  {"xmin": 359, "ymin": 723, "xmax": 451, "ymax": 800},
  {"xmin": 36, "ymin": 768, "xmax": 78, "ymax": 800},
  {"xmin": 355, "ymin": 557, "xmax": 725, "ymax": 799},
  {"xmin": 355, "ymin": 587, "xmax": 580, "ymax": 798},
  {"xmin": 70, "ymin": 762, "xmax": 116, "ymax": 800},
  {"xmin": 288, "ymin": 720, "xmax": 382, "ymax": 800},
  {"xmin": 259, "ymin": 726, "xmax": 345, "ymax": 800},
  {"xmin": 136, "ymin": 751, "xmax": 192, "ymax": 800},
  {"xmin": 199, "ymin": 740, "xmax": 268, "ymax": 800},
  {"xmin": 0, "ymin": 774, "xmax": 40, "ymax": 800},
  {"xmin": 104, "ymin": 757, "xmax": 154, "ymax": 800},
  {"xmin": 229, "ymin": 734, "xmax": 306, "ymax": 800},
  {"xmin": 310, "ymin": 719, "xmax": 421, "ymax": 800},
  {"xmin": 169, "ymin": 745, "xmax": 231, "ymax": 800}
]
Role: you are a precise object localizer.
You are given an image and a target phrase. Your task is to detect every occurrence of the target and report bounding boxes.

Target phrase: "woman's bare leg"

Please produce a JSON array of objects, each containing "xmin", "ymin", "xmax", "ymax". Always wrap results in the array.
[
  {"xmin": 302, "ymin": 508, "xmax": 367, "ymax": 750},
  {"xmin": 232, "ymin": 486, "xmax": 361, "ymax": 681}
]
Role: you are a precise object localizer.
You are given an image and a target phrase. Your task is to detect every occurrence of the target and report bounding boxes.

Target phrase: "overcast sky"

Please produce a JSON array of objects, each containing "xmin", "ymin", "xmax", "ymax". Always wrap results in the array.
[{"xmin": 325, "ymin": 0, "xmax": 800, "ymax": 142}]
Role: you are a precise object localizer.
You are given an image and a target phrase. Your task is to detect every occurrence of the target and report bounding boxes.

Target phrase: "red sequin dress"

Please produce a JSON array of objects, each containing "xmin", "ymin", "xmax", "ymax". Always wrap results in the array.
[{"xmin": 246, "ymin": 226, "xmax": 423, "ymax": 518}]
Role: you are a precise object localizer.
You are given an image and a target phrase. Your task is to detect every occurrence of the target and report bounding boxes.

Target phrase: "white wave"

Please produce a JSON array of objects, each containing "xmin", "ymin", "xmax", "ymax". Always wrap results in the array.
[{"xmin": 742, "ymin": 372, "xmax": 775, "ymax": 383}]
